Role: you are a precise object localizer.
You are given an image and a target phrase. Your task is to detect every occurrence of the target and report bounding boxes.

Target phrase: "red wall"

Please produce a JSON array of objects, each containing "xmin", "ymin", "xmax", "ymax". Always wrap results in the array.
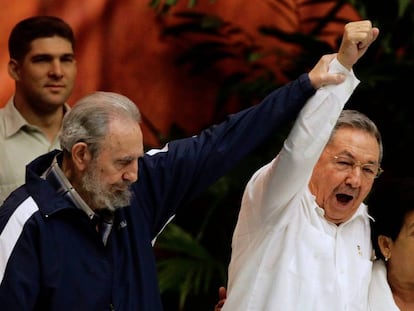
[{"xmin": 0, "ymin": 0, "xmax": 360, "ymax": 146}]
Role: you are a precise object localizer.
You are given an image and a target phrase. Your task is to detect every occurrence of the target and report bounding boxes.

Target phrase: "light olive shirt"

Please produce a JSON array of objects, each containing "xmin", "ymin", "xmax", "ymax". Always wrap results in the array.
[{"xmin": 0, "ymin": 98, "xmax": 68, "ymax": 205}]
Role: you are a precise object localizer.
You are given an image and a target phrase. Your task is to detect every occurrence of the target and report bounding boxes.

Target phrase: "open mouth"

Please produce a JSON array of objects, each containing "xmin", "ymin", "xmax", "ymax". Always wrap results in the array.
[{"xmin": 336, "ymin": 193, "xmax": 353, "ymax": 204}]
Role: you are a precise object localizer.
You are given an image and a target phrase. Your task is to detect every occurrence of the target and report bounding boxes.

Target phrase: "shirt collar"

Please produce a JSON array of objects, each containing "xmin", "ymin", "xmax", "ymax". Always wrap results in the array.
[
  {"xmin": 310, "ymin": 189, "xmax": 371, "ymax": 226},
  {"xmin": 3, "ymin": 97, "xmax": 28, "ymax": 138},
  {"xmin": 3, "ymin": 97, "xmax": 70, "ymax": 138},
  {"xmin": 41, "ymin": 153, "xmax": 96, "ymax": 220}
]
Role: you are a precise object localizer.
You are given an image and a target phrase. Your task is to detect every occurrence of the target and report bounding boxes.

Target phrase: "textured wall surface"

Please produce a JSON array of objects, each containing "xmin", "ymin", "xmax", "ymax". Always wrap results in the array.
[{"xmin": 0, "ymin": 1, "xmax": 359, "ymax": 146}]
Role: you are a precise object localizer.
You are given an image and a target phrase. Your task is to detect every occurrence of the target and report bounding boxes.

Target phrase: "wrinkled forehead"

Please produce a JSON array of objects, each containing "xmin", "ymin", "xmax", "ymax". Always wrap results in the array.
[{"xmin": 102, "ymin": 118, "xmax": 143, "ymax": 149}]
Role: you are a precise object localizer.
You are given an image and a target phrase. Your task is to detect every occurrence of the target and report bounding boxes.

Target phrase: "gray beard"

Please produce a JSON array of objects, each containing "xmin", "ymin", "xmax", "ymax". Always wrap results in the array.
[{"xmin": 81, "ymin": 162, "xmax": 132, "ymax": 211}]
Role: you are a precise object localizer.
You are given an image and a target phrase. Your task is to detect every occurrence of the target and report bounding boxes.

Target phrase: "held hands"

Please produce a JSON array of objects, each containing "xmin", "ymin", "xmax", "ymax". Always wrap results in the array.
[
  {"xmin": 308, "ymin": 20, "xmax": 379, "ymax": 89},
  {"xmin": 308, "ymin": 53, "xmax": 344, "ymax": 90}
]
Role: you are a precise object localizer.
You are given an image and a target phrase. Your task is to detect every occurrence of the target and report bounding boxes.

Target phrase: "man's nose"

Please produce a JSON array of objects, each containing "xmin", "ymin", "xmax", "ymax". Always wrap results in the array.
[
  {"xmin": 48, "ymin": 61, "xmax": 64, "ymax": 78},
  {"xmin": 345, "ymin": 165, "xmax": 363, "ymax": 188}
]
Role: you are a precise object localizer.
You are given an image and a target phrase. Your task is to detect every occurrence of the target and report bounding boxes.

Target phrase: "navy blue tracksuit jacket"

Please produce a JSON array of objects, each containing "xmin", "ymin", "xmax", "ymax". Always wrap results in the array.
[{"xmin": 0, "ymin": 74, "xmax": 314, "ymax": 310}]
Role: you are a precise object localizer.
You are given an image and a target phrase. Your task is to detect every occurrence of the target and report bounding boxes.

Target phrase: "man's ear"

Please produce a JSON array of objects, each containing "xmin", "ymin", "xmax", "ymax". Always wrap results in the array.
[
  {"xmin": 8, "ymin": 59, "xmax": 20, "ymax": 81},
  {"xmin": 378, "ymin": 235, "xmax": 393, "ymax": 259},
  {"xmin": 71, "ymin": 142, "xmax": 92, "ymax": 171}
]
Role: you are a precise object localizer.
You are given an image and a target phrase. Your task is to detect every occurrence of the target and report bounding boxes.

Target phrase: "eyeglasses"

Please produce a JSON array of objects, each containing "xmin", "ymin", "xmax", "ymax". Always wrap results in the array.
[{"xmin": 331, "ymin": 155, "xmax": 383, "ymax": 180}]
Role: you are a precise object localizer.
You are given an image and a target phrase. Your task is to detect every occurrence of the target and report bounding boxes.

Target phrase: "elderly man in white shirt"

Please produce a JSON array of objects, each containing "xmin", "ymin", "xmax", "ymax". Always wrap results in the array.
[{"xmin": 222, "ymin": 20, "xmax": 381, "ymax": 311}]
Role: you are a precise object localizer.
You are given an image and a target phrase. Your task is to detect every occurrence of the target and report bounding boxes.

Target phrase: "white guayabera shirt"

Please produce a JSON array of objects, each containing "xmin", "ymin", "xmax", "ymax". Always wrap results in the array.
[{"xmin": 223, "ymin": 58, "xmax": 372, "ymax": 311}]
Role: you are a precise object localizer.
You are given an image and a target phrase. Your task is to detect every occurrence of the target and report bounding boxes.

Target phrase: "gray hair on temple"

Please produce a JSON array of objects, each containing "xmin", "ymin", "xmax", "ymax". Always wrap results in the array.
[
  {"xmin": 329, "ymin": 109, "xmax": 383, "ymax": 163},
  {"xmin": 60, "ymin": 91, "xmax": 141, "ymax": 156}
]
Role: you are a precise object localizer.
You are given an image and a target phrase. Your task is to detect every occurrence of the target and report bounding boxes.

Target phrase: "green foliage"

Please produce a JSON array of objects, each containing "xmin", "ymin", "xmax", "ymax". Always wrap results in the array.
[{"xmin": 155, "ymin": 223, "xmax": 226, "ymax": 310}]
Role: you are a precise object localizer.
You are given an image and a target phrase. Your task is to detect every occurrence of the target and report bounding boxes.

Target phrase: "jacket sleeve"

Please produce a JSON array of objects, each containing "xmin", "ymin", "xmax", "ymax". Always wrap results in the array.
[
  {"xmin": 136, "ymin": 73, "xmax": 316, "ymax": 235},
  {"xmin": 0, "ymin": 197, "xmax": 41, "ymax": 310}
]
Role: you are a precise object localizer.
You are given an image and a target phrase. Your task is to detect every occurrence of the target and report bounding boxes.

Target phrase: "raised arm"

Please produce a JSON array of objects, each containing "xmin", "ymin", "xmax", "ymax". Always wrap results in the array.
[
  {"xmin": 308, "ymin": 20, "xmax": 379, "ymax": 88},
  {"xmin": 243, "ymin": 20, "xmax": 379, "ymax": 225},
  {"xmin": 337, "ymin": 20, "xmax": 379, "ymax": 70}
]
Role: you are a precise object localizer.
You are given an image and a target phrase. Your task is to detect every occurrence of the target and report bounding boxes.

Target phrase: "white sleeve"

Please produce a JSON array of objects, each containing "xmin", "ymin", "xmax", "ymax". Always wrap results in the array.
[{"xmin": 242, "ymin": 57, "xmax": 360, "ymax": 226}]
